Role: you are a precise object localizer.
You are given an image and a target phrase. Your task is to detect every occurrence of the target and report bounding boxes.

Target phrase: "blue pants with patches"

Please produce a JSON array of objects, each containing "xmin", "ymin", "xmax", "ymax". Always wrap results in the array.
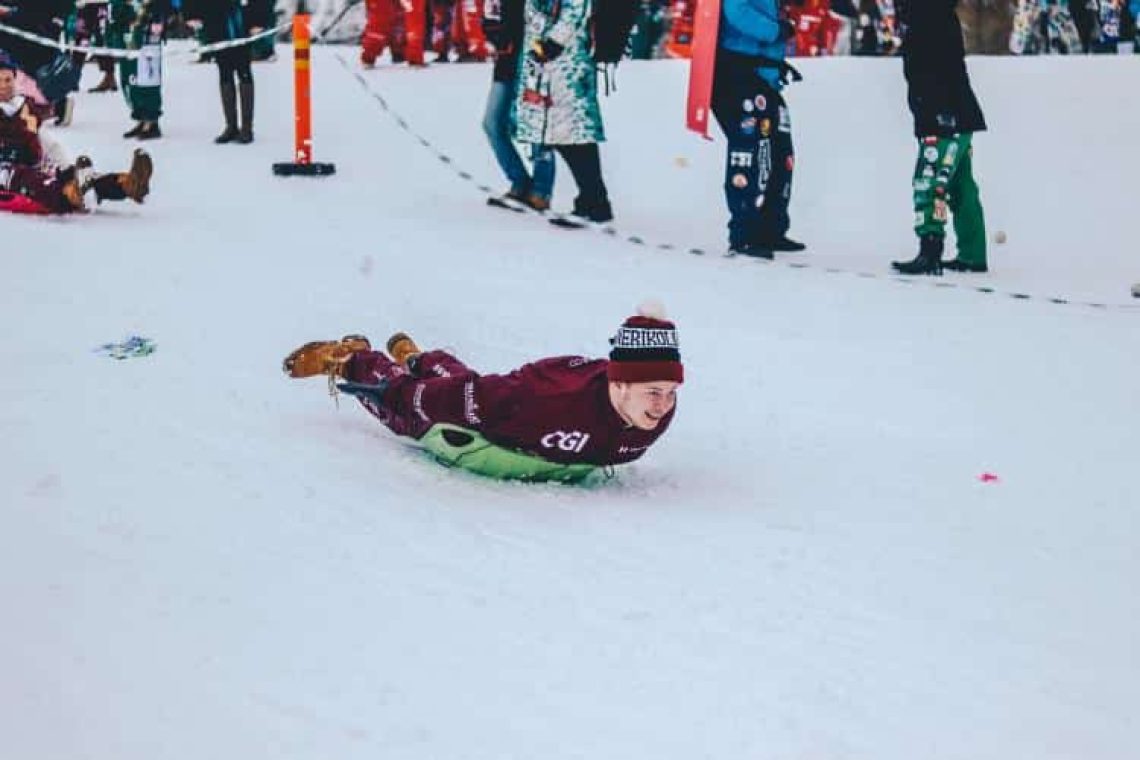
[{"xmin": 711, "ymin": 55, "xmax": 794, "ymax": 247}]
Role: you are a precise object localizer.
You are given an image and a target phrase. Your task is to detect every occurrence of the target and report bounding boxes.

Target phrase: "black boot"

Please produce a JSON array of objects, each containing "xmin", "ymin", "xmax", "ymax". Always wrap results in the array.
[
  {"xmin": 570, "ymin": 195, "xmax": 613, "ymax": 223},
  {"xmin": 729, "ymin": 242, "xmax": 774, "ymax": 259},
  {"xmin": 943, "ymin": 258, "xmax": 988, "ymax": 273},
  {"xmin": 765, "ymin": 235, "xmax": 806, "ymax": 252},
  {"xmin": 237, "ymin": 81, "xmax": 255, "ymax": 144},
  {"xmin": 215, "ymin": 82, "xmax": 240, "ymax": 144},
  {"xmin": 53, "ymin": 95, "xmax": 74, "ymax": 127},
  {"xmin": 123, "ymin": 122, "xmax": 145, "ymax": 139},
  {"xmin": 136, "ymin": 121, "xmax": 162, "ymax": 140},
  {"xmin": 892, "ymin": 234, "xmax": 944, "ymax": 276}
]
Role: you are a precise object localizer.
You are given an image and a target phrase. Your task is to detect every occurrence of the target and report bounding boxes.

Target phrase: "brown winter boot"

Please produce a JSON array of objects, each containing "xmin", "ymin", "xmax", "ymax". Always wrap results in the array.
[
  {"xmin": 88, "ymin": 69, "xmax": 118, "ymax": 93},
  {"xmin": 283, "ymin": 335, "xmax": 372, "ymax": 379},
  {"xmin": 59, "ymin": 155, "xmax": 93, "ymax": 211},
  {"xmin": 119, "ymin": 148, "xmax": 153, "ymax": 203},
  {"xmin": 524, "ymin": 193, "xmax": 550, "ymax": 212},
  {"xmin": 385, "ymin": 332, "xmax": 421, "ymax": 368}
]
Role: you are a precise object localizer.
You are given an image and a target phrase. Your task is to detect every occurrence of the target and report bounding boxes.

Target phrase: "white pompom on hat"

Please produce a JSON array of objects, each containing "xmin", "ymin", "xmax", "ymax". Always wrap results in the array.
[{"xmin": 607, "ymin": 300, "xmax": 684, "ymax": 384}]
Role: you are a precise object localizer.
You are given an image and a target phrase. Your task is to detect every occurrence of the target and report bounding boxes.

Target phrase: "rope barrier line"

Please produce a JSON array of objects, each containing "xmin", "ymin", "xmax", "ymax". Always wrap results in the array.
[
  {"xmin": 0, "ymin": 20, "xmax": 291, "ymax": 61},
  {"xmin": 337, "ymin": 50, "xmax": 1137, "ymax": 314}
]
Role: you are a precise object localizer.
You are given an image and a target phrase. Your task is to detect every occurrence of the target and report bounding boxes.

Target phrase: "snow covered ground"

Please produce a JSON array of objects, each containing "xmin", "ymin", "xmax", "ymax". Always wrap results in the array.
[{"xmin": 3, "ymin": 46, "xmax": 1139, "ymax": 759}]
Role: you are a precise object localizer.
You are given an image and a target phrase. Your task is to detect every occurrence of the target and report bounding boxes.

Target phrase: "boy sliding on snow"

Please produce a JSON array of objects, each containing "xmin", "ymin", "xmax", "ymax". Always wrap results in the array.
[
  {"xmin": 283, "ymin": 303, "xmax": 684, "ymax": 483},
  {"xmin": 0, "ymin": 51, "xmax": 152, "ymax": 213}
]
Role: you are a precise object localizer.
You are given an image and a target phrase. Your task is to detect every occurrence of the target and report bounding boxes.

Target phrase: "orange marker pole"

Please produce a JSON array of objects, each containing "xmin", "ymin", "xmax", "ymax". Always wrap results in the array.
[
  {"xmin": 294, "ymin": 12, "xmax": 312, "ymax": 164},
  {"xmin": 273, "ymin": 2, "xmax": 335, "ymax": 176}
]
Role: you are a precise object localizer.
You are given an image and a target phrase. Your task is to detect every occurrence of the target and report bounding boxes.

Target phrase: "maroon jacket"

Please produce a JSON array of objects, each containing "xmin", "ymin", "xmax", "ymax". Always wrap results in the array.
[{"xmin": 346, "ymin": 350, "xmax": 676, "ymax": 466}]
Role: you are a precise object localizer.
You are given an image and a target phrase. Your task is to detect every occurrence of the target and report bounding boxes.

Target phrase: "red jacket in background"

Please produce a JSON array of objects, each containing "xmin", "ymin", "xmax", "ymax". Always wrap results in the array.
[
  {"xmin": 346, "ymin": 350, "xmax": 676, "ymax": 466},
  {"xmin": 788, "ymin": 0, "xmax": 841, "ymax": 56}
]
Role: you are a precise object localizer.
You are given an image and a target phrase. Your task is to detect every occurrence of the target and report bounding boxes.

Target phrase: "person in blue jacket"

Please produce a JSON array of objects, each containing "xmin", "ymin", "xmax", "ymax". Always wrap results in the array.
[
  {"xmin": 1132, "ymin": 0, "xmax": 1140, "ymax": 49},
  {"xmin": 712, "ymin": 0, "xmax": 804, "ymax": 258}
]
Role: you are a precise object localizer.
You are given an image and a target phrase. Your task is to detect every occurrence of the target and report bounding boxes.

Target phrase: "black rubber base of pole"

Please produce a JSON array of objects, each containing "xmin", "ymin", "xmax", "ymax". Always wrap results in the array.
[{"xmin": 272, "ymin": 162, "xmax": 337, "ymax": 177}]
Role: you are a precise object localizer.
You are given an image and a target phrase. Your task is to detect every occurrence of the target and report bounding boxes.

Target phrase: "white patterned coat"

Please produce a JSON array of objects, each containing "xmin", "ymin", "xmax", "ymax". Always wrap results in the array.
[{"xmin": 512, "ymin": 0, "xmax": 605, "ymax": 145}]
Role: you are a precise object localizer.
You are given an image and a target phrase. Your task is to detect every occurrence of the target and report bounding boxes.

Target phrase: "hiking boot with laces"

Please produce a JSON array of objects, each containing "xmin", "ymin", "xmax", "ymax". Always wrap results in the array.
[
  {"xmin": 120, "ymin": 149, "xmax": 153, "ymax": 203},
  {"xmin": 59, "ymin": 170, "xmax": 85, "ymax": 212},
  {"xmin": 283, "ymin": 335, "xmax": 372, "ymax": 379},
  {"xmin": 386, "ymin": 332, "xmax": 421, "ymax": 368}
]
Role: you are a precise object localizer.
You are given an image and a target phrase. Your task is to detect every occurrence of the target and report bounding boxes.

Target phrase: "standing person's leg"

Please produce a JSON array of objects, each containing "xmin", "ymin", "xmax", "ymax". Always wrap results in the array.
[
  {"xmin": 214, "ymin": 53, "xmax": 240, "ymax": 143},
  {"xmin": 233, "ymin": 46, "xmax": 255, "ymax": 143},
  {"xmin": 89, "ymin": 4, "xmax": 118, "ymax": 92},
  {"xmin": 390, "ymin": 0, "xmax": 408, "ymax": 62},
  {"xmin": 131, "ymin": 41, "xmax": 164, "ymax": 140},
  {"xmin": 403, "ymin": 0, "xmax": 428, "ymax": 65},
  {"xmin": 752, "ymin": 86, "xmax": 801, "ymax": 250},
  {"xmin": 892, "ymin": 135, "xmax": 968, "ymax": 275},
  {"xmin": 710, "ymin": 58, "xmax": 765, "ymax": 254},
  {"xmin": 92, "ymin": 56, "xmax": 117, "ymax": 92},
  {"xmin": 945, "ymin": 134, "xmax": 988, "ymax": 271},
  {"xmin": 362, "ymin": 0, "xmax": 391, "ymax": 65},
  {"xmin": 554, "ymin": 144, "xmax": 612, "ymax": 222},
  {"xmin": 457, "ymin": 0, "xmax": 488, "ymax": 60},
  {"xmin": 119, "ymin": 55, "xmax": 143, "ymax": 137},
  {"xmin": 446, "ymin": 0, "xmax": 465, "ymax": 59},
  {"xmin": 529, "ymin": 144, "xmax": 556, "ymax": 209},
  {"xmin": 482, "ymin": 79, "xmax": 533, "ymax": 197}
]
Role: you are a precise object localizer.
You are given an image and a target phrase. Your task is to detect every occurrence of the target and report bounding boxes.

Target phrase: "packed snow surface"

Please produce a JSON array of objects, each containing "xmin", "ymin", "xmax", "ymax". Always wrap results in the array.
[{"xmin": 3, "ymin": 46, "xmax": 1139, "ymax": 760}]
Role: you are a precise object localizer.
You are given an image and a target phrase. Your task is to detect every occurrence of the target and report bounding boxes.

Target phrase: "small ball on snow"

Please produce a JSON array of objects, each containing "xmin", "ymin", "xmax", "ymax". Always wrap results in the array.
[
  {"xmin": 993, "ymin": 230, "xmax": 1007, "ymax": 244},
  {"xmin": 673, "ymin": 156, "xmax": 690, "ymax": 168},
  {"xmin": 637, "ymin": 299, "xmax": 668, "ymax": 320}
]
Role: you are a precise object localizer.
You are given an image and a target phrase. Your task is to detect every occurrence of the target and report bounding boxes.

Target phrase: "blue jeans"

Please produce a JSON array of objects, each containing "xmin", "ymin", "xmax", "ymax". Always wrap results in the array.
[{"xmin": 482, "ymin": 80, "xmax": 554, "ymax": 200}]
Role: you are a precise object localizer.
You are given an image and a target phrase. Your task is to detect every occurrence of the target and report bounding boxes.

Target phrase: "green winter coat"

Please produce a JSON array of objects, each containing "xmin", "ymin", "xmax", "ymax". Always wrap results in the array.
[
  {"xmin": 107, "ymin": 0, "xmax": 162, "ymax": 49},
  {"xmin": 513, "ymin": 0, "xmax": 605, "ymax": 145}
]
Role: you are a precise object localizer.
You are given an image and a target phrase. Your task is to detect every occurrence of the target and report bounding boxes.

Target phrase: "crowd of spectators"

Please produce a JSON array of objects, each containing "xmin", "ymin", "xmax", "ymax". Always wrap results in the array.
[{"xmin": 329, "ymin": 0, "xmax": 1140, "ymax": 62}]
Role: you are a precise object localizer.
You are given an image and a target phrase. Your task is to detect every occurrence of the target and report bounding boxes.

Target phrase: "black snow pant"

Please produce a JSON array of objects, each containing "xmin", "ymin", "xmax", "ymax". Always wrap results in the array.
[
  {"xmin": 554, "ymin": 143, "xmax": 609, "ymax": 214},
  {"xmin": 215, "ymin": 46, "xmax": 254, "ymax": 85}
]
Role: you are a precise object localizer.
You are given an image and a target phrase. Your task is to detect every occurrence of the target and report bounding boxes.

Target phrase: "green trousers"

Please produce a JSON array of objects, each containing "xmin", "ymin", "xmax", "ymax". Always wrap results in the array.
[
  {"xmin": 118, "ymin": 52, "xmax": 163, "ymax": 122},
  {"xmin": 912, "ymin": 132, "xmax": 987, "ymax": 265},
  {"xmin": 419, "ymin": 424, "xmax": 598, "ymax": 484}
]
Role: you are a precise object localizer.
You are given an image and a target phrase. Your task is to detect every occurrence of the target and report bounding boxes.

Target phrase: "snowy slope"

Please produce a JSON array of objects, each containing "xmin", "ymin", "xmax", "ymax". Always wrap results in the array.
[{"xmin": 2, "ymin": 48, "xmax": 1139, "ymax": 760}]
